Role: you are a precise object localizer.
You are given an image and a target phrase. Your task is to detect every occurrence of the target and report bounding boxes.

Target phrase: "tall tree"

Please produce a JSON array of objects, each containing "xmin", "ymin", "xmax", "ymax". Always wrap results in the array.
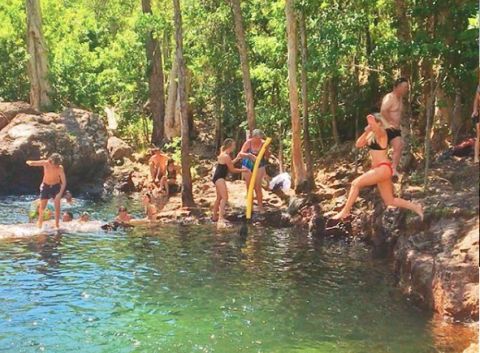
[
  {"xmin": 173, "ymin": 0, "xmax": 194, "ymax": 207},
  {"xmin": 230, "ymin": 0, "xmax": 256, "ymax": 134},
  {"xmin": 25, "ymin": 0, "xmax": 52, "ymax": 111},
  {"xmin": 299, "ymin": 10, "xmax": 314, "ymax": 190},
  {"xmin": 285, "ymin": 0, "xmax": 307, "ymax": 191},
  {"xmin": 142, "ymin": 0, "xmax": 166, "ymax": 146},
  {"xmin": 164, "ymin": 58, "xmax": 179, "ymax": 139},
  {"xmin": 329, "ymin": 78, "xmax": 340, "ymax": 145}
]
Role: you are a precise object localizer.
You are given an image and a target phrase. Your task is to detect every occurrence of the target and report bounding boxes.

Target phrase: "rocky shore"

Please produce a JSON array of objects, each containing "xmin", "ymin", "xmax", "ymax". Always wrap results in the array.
[{"xmin": 0, "ymin": 103, "xmax": 477, "ymax": 349}]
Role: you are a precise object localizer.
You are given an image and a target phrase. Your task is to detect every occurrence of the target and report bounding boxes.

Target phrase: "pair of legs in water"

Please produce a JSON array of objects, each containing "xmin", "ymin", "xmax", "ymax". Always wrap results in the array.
[{"xmin": 334, "ymin": 163, "xmax": 423, "ymax": 220}]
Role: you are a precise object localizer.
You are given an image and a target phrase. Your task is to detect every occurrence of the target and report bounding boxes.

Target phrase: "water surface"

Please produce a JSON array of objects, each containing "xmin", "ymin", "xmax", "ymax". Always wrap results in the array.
[{"xmin": 0, "ymin": 196, "xmax": 474, "ymax": 352}]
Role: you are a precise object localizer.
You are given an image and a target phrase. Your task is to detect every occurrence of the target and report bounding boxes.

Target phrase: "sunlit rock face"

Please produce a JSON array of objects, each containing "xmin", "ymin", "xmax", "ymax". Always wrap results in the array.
[{"xmin": 0, "ymin": 106, "xmax": 109, "ymax": 194}]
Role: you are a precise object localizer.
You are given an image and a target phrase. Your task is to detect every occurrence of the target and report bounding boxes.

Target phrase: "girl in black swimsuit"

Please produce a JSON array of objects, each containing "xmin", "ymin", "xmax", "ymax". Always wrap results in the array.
[{"xmin": 212, "ymin": 139, "xmax": 252, "ymax": 227}]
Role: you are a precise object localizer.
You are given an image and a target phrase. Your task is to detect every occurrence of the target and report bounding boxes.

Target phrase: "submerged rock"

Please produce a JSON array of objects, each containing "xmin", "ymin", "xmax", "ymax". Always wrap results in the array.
[{"xmin": 0, "ymin": 107, "xmax": 109, "ymax": 194}]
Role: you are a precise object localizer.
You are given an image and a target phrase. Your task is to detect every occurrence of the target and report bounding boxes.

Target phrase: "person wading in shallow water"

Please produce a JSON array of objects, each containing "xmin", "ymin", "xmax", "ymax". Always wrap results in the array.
[
  {"xmin": 380, "ymin": 77, "xmax": 409, "ymax": 177},
  {"xmin": 212, "ymin": 138, "xmax": 253, "ymax": 228},
  {"xmin": 333, "ymin": 114, "xmax": 423, "ymax": 221},
  {"xmin": 26, "ymin": 153, "xmax": 67, "ymax": 229}
]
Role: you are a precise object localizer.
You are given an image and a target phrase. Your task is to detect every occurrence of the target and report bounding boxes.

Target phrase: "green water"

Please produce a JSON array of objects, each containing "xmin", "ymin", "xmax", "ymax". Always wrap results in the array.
[{"xmin": 0, "ymin": 196, "xmax": 462, "ymax": 352}]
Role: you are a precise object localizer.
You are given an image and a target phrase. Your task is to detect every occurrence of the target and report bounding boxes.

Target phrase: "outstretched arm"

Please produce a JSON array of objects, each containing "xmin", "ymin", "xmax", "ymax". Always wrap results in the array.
[
  {"xmin": 26, "ymin": 160, "xmax": 48, "ymax": 167},
  {"xmin": 233, "ymin": 152, "xmax": 255, "ymax": 164},
  {"xmin": 225, "ymin": 156, "xmax": 247, "ymax": 174}
]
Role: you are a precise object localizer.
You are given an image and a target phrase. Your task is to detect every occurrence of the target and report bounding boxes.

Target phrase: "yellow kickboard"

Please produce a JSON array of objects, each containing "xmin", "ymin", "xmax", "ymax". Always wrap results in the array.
[{"xmin": 246, "ymin": 137, "xmax": 272, "ymax": 220}]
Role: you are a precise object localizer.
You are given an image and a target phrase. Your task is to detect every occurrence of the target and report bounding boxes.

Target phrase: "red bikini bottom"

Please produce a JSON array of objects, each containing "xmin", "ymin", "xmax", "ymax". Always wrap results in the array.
[{"xmin": 373, "ymin": 162, "xmax": 393, "ymax": 176}]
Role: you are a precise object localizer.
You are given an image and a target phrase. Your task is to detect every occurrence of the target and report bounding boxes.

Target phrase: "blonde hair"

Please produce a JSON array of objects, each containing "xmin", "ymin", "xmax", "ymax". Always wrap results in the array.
[
  {"xmin": 221, "ymin": 138, "xmax": 235, "ymax": 153},
  {"xmin": 366, "ymin": 113, "xmax": 392, "ymax": 145}
]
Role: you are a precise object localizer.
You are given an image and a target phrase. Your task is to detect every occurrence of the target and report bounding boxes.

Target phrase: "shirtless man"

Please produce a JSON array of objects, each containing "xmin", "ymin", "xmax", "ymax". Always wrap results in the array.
[
  {"xmin": 380, "ymin": 77, "xmax": 409, "ymax": 176},
  {"xmin": 26, "ymin": 153, "xmax": 67, "ymax": 229},
  {"xmin": 149, "ymin": 149, "xmax": 169, "ymax": 183}
]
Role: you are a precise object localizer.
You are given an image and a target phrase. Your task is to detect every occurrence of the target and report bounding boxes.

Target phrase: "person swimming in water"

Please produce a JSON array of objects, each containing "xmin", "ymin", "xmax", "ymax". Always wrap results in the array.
[
  {"xmin": 212, "ymin": 138, "xmax": 252, "ymax": 227},
  {"xmin": 240, "ymin": 129, "xmax": 270, "ymax": 213},
  {"xmin": 333, "ymin": 113, "xmax": 423, "ymax": 221},
  {"xmin": 115, "ymin": 206, "xmax": 133, "ymax": 223},
  {"xmin": 62, "ymin": 211, "xmax": 73, "ymax": 222},
  {"xmin": 26, "ymin": 153, "xmax": 67, "ymax": 229},
  {"xmin": 79, "ymin": 212, "xmax": 90, "ymax": 223}
]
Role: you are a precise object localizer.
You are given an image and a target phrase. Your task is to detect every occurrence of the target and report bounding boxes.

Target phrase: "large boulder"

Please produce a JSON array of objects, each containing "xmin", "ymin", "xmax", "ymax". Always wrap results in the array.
[
  {"xmin": 107, "ymin": 136, "xmax": 133, "ymax": 162},
  {"xmin": 0, "ymin": 108, "xmax": 109, "ymax": 194},
  {"xmin": 0, "ymin": 101, "xmax": 39, "ymax": 131}
]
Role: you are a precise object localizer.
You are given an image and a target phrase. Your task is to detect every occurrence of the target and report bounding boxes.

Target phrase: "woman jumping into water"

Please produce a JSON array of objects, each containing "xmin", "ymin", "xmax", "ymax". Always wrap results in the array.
[
  {"xmin": 333, "ymin": 114, "xmax": 423, "ymax": 220},
  {"xmin": 212, "ymin": 138, "xmax": 253, "ymax": 227}
]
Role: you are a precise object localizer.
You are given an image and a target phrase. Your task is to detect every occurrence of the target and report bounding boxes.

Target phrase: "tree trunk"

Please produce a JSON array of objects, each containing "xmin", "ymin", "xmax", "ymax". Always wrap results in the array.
[
  {"xmin": 164, "ymin": 58, "xmax": 179, "ymax": 140},
  {"xmin": 26, "ymin": 0, "xmax": 52, "ymax": 111},
  {"xmin": 299, "ymin": 11, "xmax": 314, "ymax": 190},
  {"xmin": 230, "ymin": 0, "xmax": 256, "ymax": 134},
  {"xmin": 451, "ymin": 87, "xmax": 463, "ymax": 144},
  {"xmin": 173, "ymin": 0, "xmax": 194, "ymax": 207},
  {"xmin": 329, "ymin": 78, "xmax": 340, "ymax": 146},
  {"xmin": 424, "ymin": 75, "xmax": 442, "ymax": 191},
  {"xmin": 285, "ymin": 0, "xmax": 307, "ymax": 191},
  {"xmin": 142, "ymin": 0, "xmax": 166, "ymax": 146}
]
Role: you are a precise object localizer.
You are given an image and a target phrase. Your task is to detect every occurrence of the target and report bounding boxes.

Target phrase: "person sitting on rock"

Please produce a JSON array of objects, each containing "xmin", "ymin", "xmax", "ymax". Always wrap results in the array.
[
  {"xmin": 115, "ymin": 206, "xmax": 133, "ymax": 223},
  {"xmin": 62, "ymin": 211, "xmax": 73, "ymax": 222},
  {"xmin": 332, "ymin": 114, "xmax": 423, "ymax": 221},
  {"xmin": 165, "ymin": 159, "xmax": 181, "ymax": 195},
  {"xmin": 212, "ymin": 138, "xmax": 252, "ymax": 228},
  {"xmin": 142, "ymin": 193, "xmax": 158, "ymax": 221},
  {"xmin": 149, "ymin": 148, "xmax": 169, "ymax": 183},
  {"xmin": 26, "ymin": 153, "xmax": 67, "ymax": 229}
]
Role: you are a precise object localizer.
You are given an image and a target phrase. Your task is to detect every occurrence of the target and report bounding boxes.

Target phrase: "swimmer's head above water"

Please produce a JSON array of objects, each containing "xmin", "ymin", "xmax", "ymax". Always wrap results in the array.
[{"xmin": 62, "ymin": 211, "xmax": 73, "ymax": 222}]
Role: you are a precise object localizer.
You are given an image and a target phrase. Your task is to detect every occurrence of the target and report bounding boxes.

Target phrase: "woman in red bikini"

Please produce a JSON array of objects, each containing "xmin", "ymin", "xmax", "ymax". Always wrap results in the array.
[{"xmin": 333, "ymin": 114, "xmax": 423, "ymax": 220}]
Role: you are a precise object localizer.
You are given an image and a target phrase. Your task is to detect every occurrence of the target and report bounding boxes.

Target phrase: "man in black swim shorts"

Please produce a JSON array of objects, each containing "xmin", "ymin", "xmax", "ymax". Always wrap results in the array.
[{"xmin": 381, "ymin": 77, "xmax": 409, "ymax": 176}]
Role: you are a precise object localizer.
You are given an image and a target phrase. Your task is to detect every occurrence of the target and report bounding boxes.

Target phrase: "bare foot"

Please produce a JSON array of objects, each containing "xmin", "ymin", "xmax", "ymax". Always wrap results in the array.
[{"xmin": 331, "ymin": 211, "xmax": 350, "ymax": 220}]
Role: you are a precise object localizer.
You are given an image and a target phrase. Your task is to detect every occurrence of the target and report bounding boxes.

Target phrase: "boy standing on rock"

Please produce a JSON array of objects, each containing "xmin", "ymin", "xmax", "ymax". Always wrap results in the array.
[{"xmin": 26, "ymin": 153, "xmax": 67, "ymax": 229}]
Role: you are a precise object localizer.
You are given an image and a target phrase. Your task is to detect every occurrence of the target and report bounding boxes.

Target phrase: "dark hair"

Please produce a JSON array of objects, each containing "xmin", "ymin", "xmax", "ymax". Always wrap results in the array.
[
  {"xmin": 144, "ymin": 193, "xmax": 152, "ymax": 202},
  {"xmin": 118, "ymin": 206, "xmax": 127, "ymax": 212},
  {"xmin": 167, "ymin": 159, "xmax": 175, "ymax": 166},
  {"xmin": 394, "ymin": 77, "xmax": 408, "ymax": 87},
  {"xmin": 48, "ymin": 153, "xmax": 63, "ymax": 165},
  {"xmin": 221, "ymin": 138, "xmax": 235, "ymax": 152},
  {"xmin": 65, "ymin": 211, "xmax": 73, "ymax": 219}
]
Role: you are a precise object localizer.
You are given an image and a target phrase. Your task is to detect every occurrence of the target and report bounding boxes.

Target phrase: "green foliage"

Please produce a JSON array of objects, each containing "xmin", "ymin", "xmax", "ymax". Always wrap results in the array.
[{"xmin": 0, "ymin": 0, "xmax": 477, "ymax": 154}]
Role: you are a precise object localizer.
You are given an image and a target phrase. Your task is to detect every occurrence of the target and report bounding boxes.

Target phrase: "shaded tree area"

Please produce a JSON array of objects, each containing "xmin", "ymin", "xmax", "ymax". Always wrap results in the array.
[{"xmin": 0, "ymin": 0, "xmax": 477, "ymax": 178}]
